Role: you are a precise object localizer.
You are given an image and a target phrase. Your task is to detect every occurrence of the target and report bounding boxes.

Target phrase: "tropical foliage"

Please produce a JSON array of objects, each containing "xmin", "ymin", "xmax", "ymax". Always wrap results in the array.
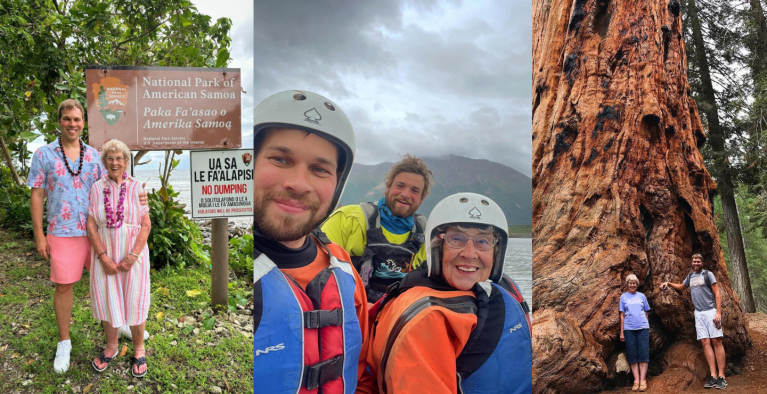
[
  {"xmin": 0, "ymin": 166, "xmax": 39, "ymax": 233},
  {"xmin": 146, "ymin": 183, "xmax": 209, "ymax": 270},
  {"xmin": 229, "ymin": 232, "xmax": 253, "ymax": 278},
  {"xmin": 0, "ymin": 0, "xmax": 232, "ymax": 184}
]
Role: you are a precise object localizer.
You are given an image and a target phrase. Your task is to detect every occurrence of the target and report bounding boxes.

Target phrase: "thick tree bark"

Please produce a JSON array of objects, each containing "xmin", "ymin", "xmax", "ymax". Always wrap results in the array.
[
  {"xmin": 0, "ymin": 135, "xmax": 23, "ymax": 187},
  {"xmin": 688, "ymin": 0, "xmax": 756, "ymax": 313},
  {"xmin": 532, "ymin": 0, "xmax": 751, "ymax": 392}
]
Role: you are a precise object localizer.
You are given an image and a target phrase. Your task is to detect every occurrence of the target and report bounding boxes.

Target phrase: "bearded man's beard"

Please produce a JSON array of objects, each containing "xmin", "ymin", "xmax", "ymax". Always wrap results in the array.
[
  {"xmin": 386, "ymin": 196, "xmax": 418, "ymax": 218},
  {"xmin": 253, "ymin": 188, "xmax": 326, "ymax": 242}
]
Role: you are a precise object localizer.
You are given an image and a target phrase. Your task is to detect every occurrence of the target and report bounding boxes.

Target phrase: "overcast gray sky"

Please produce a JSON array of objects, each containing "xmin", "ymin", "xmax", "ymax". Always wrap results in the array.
[
  {"xmin": 170, "ymin": 0, "xmax": 254, "ymax": 169},
  {"xmin": 253, "ymin": 0, "xmax": 532, "ymax": 177},
  {"xmin": 143, "ymin": 0, "xmax": 254, "ymax": 170},
  {"xmin": 30, "ymin": 1, "xmax": 532, "ymax": 177}
]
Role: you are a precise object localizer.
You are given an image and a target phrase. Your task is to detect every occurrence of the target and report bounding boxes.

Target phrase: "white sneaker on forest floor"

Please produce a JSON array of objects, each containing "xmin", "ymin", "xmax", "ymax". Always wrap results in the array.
[
  {"xmin": 118, "ymin": 325, "xmax": 150, "ymax": 340},
  {"xmin": 53, "ymin": 340, "xmax": 71, "ymax": 374}
]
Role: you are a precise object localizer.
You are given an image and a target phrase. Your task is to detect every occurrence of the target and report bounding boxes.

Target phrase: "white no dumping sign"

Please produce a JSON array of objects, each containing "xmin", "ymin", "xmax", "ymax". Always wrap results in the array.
[{"xmin": 190, "ymin": 149, "xmax": 253, "ymax": 219}]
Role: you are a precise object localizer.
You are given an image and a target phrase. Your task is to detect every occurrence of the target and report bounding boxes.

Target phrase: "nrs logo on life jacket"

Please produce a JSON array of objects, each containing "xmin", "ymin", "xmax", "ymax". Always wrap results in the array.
[
  {"xmin": 255, "ymin": 343, "xmax": 285, "ymax": 357},
  {"xmin": 253, "ymin": 233, "xmax": 362, "ymax": 394}
]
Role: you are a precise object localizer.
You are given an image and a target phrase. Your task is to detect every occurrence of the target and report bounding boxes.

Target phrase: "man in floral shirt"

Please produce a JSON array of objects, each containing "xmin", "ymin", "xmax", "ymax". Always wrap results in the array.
[{"xmin": 27, "ymin": 99, "xmax": 146, "ymax": 374}]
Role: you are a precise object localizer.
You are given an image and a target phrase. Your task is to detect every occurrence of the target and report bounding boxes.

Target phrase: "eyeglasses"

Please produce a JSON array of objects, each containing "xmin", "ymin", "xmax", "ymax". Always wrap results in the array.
[
  {"xmin": 105, "ymin": 156, "xmax": 125, "ymax": 163},
  {"xmin": 439, "ymin": 232, "xmax": 497, "ymax": 251}
]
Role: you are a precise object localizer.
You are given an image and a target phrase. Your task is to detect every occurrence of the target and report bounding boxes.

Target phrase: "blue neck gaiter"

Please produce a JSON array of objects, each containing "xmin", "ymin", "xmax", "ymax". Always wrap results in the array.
[{"xmin": 378, "ymin": 196, "xmax": 415, "ymax": 235}]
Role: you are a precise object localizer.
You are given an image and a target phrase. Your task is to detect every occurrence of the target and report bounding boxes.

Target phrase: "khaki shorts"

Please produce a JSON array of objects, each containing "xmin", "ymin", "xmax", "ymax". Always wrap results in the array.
[{"xmin": 694, "ymin": 308, "xmax": 723, "ymax": 340}]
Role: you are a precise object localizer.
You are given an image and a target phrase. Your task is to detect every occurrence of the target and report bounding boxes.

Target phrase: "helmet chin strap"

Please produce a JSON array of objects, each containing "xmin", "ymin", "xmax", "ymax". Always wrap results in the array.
[
  {"xmin": 430, "ymin": 246, "xmax": 442, "ymax": 278},
  {"xmin": 489, "ymin": 250, "xmax": 504, "ymax": 283}
]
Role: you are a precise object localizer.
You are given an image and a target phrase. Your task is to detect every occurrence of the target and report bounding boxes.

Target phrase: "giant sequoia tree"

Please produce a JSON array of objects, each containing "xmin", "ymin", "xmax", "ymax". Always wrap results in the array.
[{"xmin": 532, "ymin": 0, "xmax": 751, "ymax": 392}]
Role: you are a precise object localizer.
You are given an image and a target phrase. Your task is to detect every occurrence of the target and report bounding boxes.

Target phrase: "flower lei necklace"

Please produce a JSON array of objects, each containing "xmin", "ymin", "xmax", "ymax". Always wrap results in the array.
[
  {"xmin": 104, "ymin": 172, "xmax": 128, "ymax": 228},
  {"xmin": 57, "ymin": 135, "xmax": 85, "ymax": 176}
]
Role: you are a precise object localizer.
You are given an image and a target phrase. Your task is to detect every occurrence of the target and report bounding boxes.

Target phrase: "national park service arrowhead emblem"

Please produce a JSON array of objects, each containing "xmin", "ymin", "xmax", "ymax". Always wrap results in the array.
[
  {"xmin": 92, "ymin": 77, "xmax": 129, "ymax": 126},
  {"xmin": 242, "ymin": 152, "xmax": 252, "ymax": 167},
  {"xmin": 468, "ymin": 207, "xmax": 481, "ymax": 219}
]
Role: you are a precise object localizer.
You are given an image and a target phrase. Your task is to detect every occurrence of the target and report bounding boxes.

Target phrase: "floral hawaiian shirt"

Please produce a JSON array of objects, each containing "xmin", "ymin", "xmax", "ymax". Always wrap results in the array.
[{"xmin": 26, "ymin": 139, "xmax": 103, "ymax": 237}]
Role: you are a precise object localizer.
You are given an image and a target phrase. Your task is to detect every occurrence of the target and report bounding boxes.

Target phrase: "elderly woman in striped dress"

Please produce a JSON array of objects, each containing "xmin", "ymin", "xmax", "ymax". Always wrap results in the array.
[{"xmin": 86, "ymin": 139, "xmax": 151, "ymax": 378}]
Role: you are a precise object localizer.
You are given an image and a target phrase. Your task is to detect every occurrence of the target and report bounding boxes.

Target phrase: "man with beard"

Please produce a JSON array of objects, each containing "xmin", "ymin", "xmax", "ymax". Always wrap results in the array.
[
  {"xmin": 661, "ymin": 254, "xmax": 727, "ymax": 390},
  {"xmin": 252, "ymin": 90, "xmax": 368, "ymax": 393},
  {"xmin": 322, "ymin": 155, "xmax": 433, "ymax": 302}
]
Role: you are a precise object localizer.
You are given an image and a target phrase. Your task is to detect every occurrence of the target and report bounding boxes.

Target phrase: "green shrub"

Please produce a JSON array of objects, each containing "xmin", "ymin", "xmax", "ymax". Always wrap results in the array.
[
  {"xmin": 0, "ymin": 167, "xmax": 43, "ymax": 234},
  {"xmin": 229, "ymin": 232, "xmax": 253, "ymax": 279},
  {"xmin": 147, "ymin": 184, "xmax": 209, "ymax": 270}
]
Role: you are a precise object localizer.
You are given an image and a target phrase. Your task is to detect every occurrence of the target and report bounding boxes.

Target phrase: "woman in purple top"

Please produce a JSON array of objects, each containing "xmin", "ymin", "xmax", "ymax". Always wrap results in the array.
[{"xmin": 620, "ymin": 274, "xmax": 651, "ymax": 391}]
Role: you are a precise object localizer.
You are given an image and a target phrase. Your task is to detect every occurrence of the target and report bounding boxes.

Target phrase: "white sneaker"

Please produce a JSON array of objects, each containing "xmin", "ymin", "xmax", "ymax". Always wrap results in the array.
[
  {"xmin": 53, "ymin": 340, "xmax": 71, "ymax": 374},
  {"xmin": 118, "ymin": 325, "xmax": 149, "ymax": 340}
]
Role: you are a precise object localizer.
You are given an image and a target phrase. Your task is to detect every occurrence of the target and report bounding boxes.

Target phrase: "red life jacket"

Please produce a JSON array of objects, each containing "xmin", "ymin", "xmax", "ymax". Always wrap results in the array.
[{"xmin": 253, "ymin": 234, "xmax": 362, "ymax": 394}]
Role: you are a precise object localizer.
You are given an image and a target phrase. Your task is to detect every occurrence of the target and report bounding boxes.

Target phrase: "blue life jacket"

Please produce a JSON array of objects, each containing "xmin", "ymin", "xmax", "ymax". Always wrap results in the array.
[
  {"xmin": 374, "ymin": 270, "xmax": 532, "ymax": 394},
  {"xmin": 458, "ymin": 281, "xmax": 532, "ymax": 394},
  {"xmin": 253, "ymin": 235, "xmax": 362, "ymax": 394}
]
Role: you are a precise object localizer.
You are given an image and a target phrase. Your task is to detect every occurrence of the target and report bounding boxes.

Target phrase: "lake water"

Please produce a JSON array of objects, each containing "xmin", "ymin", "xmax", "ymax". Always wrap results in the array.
[{"xmin": 504, "ymin": 238, "xmax": 532, "ymax": 306}]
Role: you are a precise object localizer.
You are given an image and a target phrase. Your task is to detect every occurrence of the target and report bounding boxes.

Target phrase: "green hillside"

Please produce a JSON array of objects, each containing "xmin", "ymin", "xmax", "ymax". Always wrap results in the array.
[{"xmin": 339, "ymin": 155, "xmax": 532, "ymax": 225}]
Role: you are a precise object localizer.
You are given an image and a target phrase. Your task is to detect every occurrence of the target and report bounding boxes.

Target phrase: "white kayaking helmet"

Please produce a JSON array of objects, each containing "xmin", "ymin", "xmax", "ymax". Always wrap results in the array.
[
  {"xmin": 425, "ymin": 192, "xmax": 509, "ymax": 283},
  {"xmin": 253, "ymin": 90, "xmax": 356, "ymax": 219}
]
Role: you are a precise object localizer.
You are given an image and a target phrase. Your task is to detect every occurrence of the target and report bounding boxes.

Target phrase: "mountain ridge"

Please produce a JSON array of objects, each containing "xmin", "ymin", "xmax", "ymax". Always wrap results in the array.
[{"xmin": 339, "ymin": 155, "xmax": 532, "ymax": 225}]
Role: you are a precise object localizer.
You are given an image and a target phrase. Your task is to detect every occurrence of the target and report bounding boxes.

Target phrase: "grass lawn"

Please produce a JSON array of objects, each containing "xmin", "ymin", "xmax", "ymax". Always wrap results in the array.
[
  {"xmin": 508, "ymin": 225, "xmax": 532, "ymax": 238},
  {"xmin": 0, "ymin": 228, "xmax": 253, "ymax": 393}
]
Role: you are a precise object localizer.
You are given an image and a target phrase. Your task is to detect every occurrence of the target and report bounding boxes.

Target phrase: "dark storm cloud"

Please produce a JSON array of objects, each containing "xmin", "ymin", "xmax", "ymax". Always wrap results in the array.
[
  {"xmin": 354, "ymin": 106, "xmax": 531, "ymax": 176},
  {"xmin": 253, "ymin": 1, "xmax": 402, "ymax": 99},
  {"xmin": 253, "ymin": 0, "xmax": 532, "ymax": 177}
]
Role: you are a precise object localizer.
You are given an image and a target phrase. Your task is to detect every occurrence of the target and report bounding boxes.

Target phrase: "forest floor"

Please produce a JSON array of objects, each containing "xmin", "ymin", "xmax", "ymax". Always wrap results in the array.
[
  {"xmin": 0, "ymin": 228, "xmax": 254, "ymax": 393},
  {"xmin": 605, "ymin": 313, "xmax": 767, "ymax": 393}
]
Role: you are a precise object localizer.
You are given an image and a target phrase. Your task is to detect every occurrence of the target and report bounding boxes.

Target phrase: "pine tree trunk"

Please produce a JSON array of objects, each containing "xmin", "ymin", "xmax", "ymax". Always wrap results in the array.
[
  {"xmin": 687, "ymin": 0, "xmax": 756, "ymax": 313},
  {"xmin": 532, "ymin": 0, "xmax": 751, "ymax": 392},
  {"xmin": 749, "ymin": 0, "xmax": 767, "ymax": 76},
  {"xmin": 718, "ymin": 179, "xmax": 756, "ymax": 312},
  {"xmin": 0, "ymin": 135, "xmax": 23, "ymax": 187}
]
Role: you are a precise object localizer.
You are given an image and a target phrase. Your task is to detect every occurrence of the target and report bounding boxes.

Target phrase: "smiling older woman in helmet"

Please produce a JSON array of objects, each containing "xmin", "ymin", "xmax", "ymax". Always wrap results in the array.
[{"xmin": 357, "ymin": 193, "xmax": 532, "ymax": 394}]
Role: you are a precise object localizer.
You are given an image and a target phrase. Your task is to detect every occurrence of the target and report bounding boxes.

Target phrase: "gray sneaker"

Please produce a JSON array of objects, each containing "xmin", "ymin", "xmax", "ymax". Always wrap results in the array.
[
  {"xmin": 53, "ymin": 340, "xmax": 71, "ymax": 374},
  {"xmin": 704, "ymin": 375, "xmax": 716, "ymax": 389},
  {"xmin": 715, "ymin": 376, "xmax": 727, "ymax": 389}
]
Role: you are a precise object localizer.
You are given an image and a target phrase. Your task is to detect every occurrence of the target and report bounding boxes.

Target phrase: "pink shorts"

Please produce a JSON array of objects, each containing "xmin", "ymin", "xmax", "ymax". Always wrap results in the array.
[{"xmin": 47, "ymin": 234, "xmax": 91, "ymax": 284}]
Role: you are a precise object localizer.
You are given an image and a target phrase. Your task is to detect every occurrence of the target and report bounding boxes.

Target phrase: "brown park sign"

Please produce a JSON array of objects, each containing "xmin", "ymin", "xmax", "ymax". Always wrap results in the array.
[{"xmin": 85, "ymin": 66, "xmax": 241, "ymax": 150}]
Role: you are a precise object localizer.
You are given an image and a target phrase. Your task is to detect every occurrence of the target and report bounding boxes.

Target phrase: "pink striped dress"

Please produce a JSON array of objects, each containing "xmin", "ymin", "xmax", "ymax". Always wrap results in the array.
[{"xmin": 88, "ymin": 175, "xmax": 150, "ymax": 327}]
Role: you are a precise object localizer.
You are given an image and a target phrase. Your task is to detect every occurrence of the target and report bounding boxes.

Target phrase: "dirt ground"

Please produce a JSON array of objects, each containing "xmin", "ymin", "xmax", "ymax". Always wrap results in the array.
[{"xmin": 604, "ymin": 313, "xmax": 767, "ymax": 393}]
